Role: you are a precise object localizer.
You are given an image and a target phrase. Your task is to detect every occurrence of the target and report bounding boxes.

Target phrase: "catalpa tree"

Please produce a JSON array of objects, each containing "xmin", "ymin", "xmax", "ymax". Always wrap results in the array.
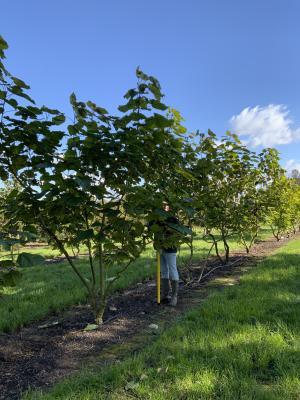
[
  {"xmin": 189, "ymin": 131, "xmax": 284, "ymax": 262},
  {"xmin": 0, "ymin": 37, "xmax": 190, "ymax": 324}
]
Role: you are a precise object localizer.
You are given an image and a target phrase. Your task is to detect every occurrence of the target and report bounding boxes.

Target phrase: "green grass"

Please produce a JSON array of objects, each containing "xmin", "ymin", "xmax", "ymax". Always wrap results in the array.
[
  {"xmin": 24, "ymin": 236, "xmax": 300, "ymax": 400},
  {"xmin": 0, "ymin": 228, "xmax": 272, "ymax": 333},
  {"xmin": 0, "ymin": 243, "xmax": 86, "ymax": 258}
]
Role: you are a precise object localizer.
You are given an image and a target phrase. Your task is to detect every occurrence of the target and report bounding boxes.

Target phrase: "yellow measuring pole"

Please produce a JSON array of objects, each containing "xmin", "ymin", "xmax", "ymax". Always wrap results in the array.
[{"xmin": 156, "ymin": 251, "xmax": 161, "ymax": 304}]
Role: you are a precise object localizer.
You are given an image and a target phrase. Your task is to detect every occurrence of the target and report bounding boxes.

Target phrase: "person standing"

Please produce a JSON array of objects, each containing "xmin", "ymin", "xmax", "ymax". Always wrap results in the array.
[{"xmin": 150, "ymin": 203, "xmax": 180, "ymax": 306}]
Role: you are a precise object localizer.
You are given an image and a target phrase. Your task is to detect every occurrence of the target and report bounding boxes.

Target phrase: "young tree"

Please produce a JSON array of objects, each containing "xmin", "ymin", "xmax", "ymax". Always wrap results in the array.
[
  {"xmin": 266, "ymin": 175, "xmax": 294, "ymax": 240},
  {"xmin": 191, "ymin": 131, "xmax": 261, "ymax": 263},
  {"xmin": 234, "ymin": 148, "xmax": 283, "ymax": 253},
  {"xmin": 0, "ymin": 37, "xmax": 189, "ymax": 324}
]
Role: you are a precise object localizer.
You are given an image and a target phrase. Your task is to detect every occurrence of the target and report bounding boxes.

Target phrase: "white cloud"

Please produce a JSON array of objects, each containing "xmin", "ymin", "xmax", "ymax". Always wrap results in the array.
[
  {"xmin": 285, "ymin": 159, "xmax": 300, "ymax": 175},
  {"xmin": 230, "ymin": 105, "xmax": 300, "ymax": 147}
]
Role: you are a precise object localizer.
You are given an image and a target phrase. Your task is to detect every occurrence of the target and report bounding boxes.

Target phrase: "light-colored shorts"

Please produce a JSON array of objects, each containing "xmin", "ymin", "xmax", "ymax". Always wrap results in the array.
[{"xmin": 160, "ymin": 251, "xmax": 179, "ymax": 281}]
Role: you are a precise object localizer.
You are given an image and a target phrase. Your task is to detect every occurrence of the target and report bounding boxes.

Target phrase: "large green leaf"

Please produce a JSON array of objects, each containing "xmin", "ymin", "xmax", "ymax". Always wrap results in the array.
[
  {"xmin": 41, "ymin": 106, "xmax": 62, "ymax": 115},
  {"xmin": 0, "ymin": 36, "xmax": 8, "ymax": 59},
  {"xmin": 17, "ymin": 253, "xmax": 45, "ymax": 268},
  {"xmin": 167, "ymin": 223, "xmax": 192, "ymax": 236},
  {"xmin": 150, "ymin": 100, "xmax": 167, "ymax": 111},
  {"xmin": 136, "ymin": 68, "xmax": 149, "ymax": 81},
  {"xmin": 86, "ymin": 101, "xmax": 108, "ymax": 115},
  {"xmin": 148, "ymin": 83, "xmax": 161, "ymax": 100},
  {"xmin": 74, "ymin": 229, "xmax": 94, "ymax": 243},
  {"xmin": 0, "ymin": 36, "xmax": 8, "ymax": 50},
  {"xmin": 11, "ymin": 77, "xmax": 30, "ymax": 89},
  {"xmin": 146, "ymin": 113, "xmax": 172, "ymax": 129},
  {"xmin": 70, "ymin": 92, "xmax": 77, "ymax": 105},
  {"xmin": 52, "ymin": 114, "xmax": 66, "ymax": 125}
]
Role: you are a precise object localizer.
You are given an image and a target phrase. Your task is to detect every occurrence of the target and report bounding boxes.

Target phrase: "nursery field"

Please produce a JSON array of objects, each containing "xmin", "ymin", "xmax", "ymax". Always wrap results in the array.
[
  {"xmin": 23, "ymin": 236, "xmax": 300, "ymax": 400},
  {"xmin": 0, "ymin": 228, "xmax": 272, "ymax": 333}
]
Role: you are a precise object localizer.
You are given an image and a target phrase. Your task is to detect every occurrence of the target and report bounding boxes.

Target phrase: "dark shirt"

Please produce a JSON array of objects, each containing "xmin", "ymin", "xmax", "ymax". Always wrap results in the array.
[
  {"xmin": 149, "ymin": 215, "xmax": 180, "ymax": 253},
  {"xmin": 163, "ymin": 216, "xmax": 179, "ymax": 253}
]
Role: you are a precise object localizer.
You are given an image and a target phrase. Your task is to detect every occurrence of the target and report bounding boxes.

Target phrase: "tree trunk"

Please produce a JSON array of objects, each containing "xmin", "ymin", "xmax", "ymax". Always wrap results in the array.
[
  {"xmin": 95, "ymin": 297, "xmax": 106, "ymax": 325},
  {"xmin": 90, "ymin": 291, "xmax": 107, "ymax": 325},
  {"xmin": 93, "ymin": 242, "xmax": 106, "ymax": 325},
  {"xmin": 221, "ymin": 230, "xmax": 230, "ymax": 264},
  {"xmin": 224, "ymin": 240, "xmax": 230, "ymax": 263},
  {"xmin": 208, "ymin": 233, "xmax": 224, "ymax": 264}
]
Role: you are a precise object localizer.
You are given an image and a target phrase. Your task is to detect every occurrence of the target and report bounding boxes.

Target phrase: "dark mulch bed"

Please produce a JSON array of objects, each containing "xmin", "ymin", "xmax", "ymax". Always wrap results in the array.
[{"xmin": 0, "ymin": 234, "xmax": 297, "ymax": 400}]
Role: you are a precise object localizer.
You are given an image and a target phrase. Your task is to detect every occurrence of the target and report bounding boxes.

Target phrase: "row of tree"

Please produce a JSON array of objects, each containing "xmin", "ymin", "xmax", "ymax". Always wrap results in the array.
[{"xmin": 1, "ymin": 36, "xmax": 299, "ymax": 324}]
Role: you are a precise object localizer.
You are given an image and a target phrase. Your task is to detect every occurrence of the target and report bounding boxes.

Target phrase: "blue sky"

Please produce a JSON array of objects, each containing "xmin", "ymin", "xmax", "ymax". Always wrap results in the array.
[{"xmin": 2, "ymin": 0, "xmax": 300, "ymax": 170}]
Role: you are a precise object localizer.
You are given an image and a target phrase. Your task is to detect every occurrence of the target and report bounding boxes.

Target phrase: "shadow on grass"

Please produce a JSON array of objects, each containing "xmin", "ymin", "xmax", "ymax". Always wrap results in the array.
[{"xmin": 0, "ymin": 255, "xmax": 156, "ymax": 333}]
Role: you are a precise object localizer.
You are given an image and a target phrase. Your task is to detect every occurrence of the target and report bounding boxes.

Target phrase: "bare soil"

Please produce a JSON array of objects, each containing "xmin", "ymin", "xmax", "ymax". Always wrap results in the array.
[{"xmin": 0, "ymin": 234, "xmax": 298, "ymax": 400}]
